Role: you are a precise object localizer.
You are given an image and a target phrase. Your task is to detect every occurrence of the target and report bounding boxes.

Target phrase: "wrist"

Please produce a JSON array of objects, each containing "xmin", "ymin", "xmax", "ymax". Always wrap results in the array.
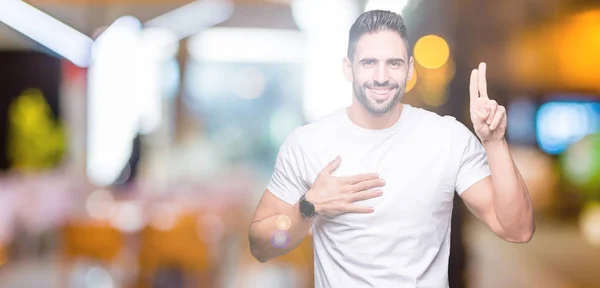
[
  {"xmin": 303, "ymin": 190, "xmax": 321, "ymax": 215},
  {"xmin": 482, "ymin": 138, "xmax": 507, "ymax": 149}
]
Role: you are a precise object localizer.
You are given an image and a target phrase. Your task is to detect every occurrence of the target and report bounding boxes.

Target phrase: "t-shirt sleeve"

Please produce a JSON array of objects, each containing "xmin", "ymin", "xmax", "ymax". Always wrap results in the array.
[
  {"xmin": 266, "ymin": 129, "xmax": 309, "ymax": 205},
  {"xmin": 454, "ymin": 121, "xmax": 491, "ymax": 195}
]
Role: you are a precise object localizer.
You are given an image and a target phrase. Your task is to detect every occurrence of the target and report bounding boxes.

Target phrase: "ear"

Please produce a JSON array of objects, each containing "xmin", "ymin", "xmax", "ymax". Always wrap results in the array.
[
  {"xmin": 408, "ymin": 56, "xmax": 415, "ymax": 80},
  {"xmin": 342, "ymin": 56, "xmax": 353, "ymax": 82}
]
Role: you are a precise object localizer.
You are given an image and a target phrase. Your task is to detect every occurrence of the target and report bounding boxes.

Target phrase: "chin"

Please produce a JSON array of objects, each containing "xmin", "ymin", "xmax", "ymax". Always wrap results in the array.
[
  {"xmin": 368, "ymin": 96, "xmax": 401, "ymax": 112},
  {"xmin": 364, "ymin": 102, "xmax": 393, "ymax": 115},
  {"xmin": 368, "ymin": 99, "xmax": 392, "ymax": 109}
]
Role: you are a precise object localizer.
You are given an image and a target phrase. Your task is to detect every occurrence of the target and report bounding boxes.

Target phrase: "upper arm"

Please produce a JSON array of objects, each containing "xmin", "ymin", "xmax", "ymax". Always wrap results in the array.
[
  {"xmin": 251, "ymin": 189, "xmax": 295, "ymax": 224},
  {"xmin": 265, "ymin": 129, "xmax": 309, "ymax": 204},
  {"xmin": 459, "ymin": 176, "xmax": 508, "ymax": 238},
  {"xmin": 253, "ymin": 129, "xmax": 308, "ymax": 223}
]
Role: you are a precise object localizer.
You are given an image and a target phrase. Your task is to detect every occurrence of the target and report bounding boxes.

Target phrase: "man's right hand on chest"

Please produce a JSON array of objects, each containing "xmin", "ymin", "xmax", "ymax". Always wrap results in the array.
[{"xmin": 305, "ymin": 156, "xmax": 386, "ymax": 217}]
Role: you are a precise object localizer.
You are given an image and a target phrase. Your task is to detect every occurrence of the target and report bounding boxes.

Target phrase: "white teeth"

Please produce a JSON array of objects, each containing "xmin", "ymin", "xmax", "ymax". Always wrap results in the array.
[{"xmin": 369, "ymin": 88, "xmax": 394, "ymax": 95}]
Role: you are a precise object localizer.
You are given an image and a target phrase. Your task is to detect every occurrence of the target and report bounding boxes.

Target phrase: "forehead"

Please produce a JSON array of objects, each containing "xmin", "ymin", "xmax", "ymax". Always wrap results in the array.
[{"xmin": 354, "ymin": 30, "xmax": 408, "ymax": 60}]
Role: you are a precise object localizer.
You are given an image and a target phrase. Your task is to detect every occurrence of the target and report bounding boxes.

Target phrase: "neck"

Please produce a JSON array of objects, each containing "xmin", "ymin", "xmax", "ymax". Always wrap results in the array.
[{"xmin": 346, "ymin": 98, "xmax": 403, "ymax": 130}]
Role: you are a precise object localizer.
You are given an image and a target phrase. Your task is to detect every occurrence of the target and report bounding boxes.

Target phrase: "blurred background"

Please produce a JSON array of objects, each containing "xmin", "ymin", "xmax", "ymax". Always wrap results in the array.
[{"xmin": 0, "ymin": 0, "xmax": 599, "ymax": 287}]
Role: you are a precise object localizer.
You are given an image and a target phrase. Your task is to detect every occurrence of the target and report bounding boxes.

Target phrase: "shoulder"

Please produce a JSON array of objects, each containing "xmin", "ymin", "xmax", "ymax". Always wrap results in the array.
[
  {"xmin": 409, "ymin": 106, "xmax": 476, "ymax": 146},
  {"xmin": 410, "ymin": 106, "xmax": 461, "ymax": 134}
]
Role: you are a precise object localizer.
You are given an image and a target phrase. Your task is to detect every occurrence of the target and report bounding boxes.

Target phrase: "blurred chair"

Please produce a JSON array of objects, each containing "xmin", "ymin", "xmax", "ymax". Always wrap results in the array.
[
  {"xmin": 59, "ymin": 220, "xmax": 124, "ymax": 287},
  {"xmin": 136, "ymin": 212, "xmax": 219, "ymax": 288}
]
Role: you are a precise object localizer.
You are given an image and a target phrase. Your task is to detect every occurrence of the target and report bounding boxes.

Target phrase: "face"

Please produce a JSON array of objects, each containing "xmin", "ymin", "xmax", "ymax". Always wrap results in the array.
[{"xmin": 343, "ymin": 30, "xmax": 414, "ymax": 115}]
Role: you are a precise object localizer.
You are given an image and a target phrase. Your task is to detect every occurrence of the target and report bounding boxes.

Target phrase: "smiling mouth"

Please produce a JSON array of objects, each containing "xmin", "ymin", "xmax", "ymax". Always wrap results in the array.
[
  {"xmin": 368, "ymin": 87, "xmax": 395, "ymax": 94},
  {"xmin": 367, "ymin": 86, "xmax": 397, "ymax": 100}
]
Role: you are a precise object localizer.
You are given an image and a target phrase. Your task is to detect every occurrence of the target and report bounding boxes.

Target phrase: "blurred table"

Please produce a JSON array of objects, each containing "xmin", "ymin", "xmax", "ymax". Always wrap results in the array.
[{"xmin": 465, "ymin": 218, "xmax": 600, "ymax": 288}]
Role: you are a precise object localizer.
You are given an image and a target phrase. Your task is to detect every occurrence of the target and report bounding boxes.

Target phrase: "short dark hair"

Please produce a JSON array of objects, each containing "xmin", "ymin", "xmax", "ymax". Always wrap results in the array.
[{"xmin": 347, "ymin": 10, "xmax": 410, "ymax": 61}]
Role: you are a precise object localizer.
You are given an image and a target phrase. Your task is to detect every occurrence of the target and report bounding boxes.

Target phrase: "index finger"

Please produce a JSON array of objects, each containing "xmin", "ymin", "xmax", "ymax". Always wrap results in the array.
[
  {"xmin": 321, "ymin": 156, "xmax": 341, "ymax": 175},
  {"xmin": 339, "ymin": 173, "xmax": 379, "ymax": 185},
  {"xmin": 469, "ymin": 68, "xmax": 479, "ymax": 104},
  {"xmin": 341, "ymin": 204, "xmax": 375, "ymax": 214}
]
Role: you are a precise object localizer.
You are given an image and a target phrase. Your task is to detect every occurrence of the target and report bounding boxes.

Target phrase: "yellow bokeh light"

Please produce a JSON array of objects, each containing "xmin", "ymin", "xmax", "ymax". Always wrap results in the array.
[
  {"xmin": 405, "ymin": 69, "xmax": 417, "ymax": 93},
  {"xmin": 556, "ymin": 9, "xmax": 600, "ymax": 90},
  {"xmin": 507, "ymin": 9, "xmax": 600, "ymax": 92},
  {"xmin": 418, "ymin": 83, "xmax": 448, "ymax": 107},
  {"xmin": 414, "ymin": 35, "xmax": 450, "ymax": 69},
  {"xmin": 275, "ymin": 215, "xmax": 292, "ymax": 231},
  {"xmin": 580, "ymin": 202, "xmax": 600, "ymax": 247},
  {"xmin": 415, "ymin": 57, "xmax": 455, "ymax": 107}
]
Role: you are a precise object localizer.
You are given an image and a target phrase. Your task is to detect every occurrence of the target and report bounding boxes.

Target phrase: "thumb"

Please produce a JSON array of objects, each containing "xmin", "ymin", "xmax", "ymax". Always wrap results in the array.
[{"xmin": 324, "ymin": 156, "xmax": 341, "ymax": 174}]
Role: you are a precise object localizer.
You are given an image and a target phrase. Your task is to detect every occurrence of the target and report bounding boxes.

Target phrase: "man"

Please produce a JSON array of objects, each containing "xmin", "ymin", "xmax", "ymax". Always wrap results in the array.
[{"xmin": 249, "ymin": 10, "xmax": 535, "ymax": 287}]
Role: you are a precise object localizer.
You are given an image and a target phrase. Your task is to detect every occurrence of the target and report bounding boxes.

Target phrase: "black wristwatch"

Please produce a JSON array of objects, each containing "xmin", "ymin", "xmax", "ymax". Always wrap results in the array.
[{"xmin": 299, "ymin": 194, "xmax": 316, "ymax": 218}]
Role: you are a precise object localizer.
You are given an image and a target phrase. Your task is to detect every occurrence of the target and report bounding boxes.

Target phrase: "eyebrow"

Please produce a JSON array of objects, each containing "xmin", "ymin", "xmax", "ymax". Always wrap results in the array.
[
  {"xmin": 387, "ymin": 58, "xmax": 405, "ymax": 64},
  {"xmin": 358, "ymin": 58, "xmax": 377, "ymax": 64},
  {"xmin": 358, "ymin": 58, "xmax": 405, "ymax": 64}
]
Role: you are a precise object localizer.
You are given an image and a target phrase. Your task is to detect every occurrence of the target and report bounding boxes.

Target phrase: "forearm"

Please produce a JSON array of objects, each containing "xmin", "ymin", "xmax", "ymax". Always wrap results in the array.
[
  {"xmin": 483, "ymin": 139, "xmax": 535, "ymax": 242},
  {"xmin": 249, "ymin": 201, "xmax": 314, "ymax": 262}
]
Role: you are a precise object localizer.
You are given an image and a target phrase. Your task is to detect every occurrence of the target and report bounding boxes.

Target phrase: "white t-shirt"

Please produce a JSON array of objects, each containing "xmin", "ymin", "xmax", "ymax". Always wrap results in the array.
[{"xmin": 267, "ymin": 103, "xmax": 491, "ymax": 288}]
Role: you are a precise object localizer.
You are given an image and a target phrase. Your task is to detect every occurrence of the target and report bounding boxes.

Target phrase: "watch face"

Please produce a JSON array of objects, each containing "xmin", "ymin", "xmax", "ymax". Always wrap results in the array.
[{"xmin": 300, "ymin": 197, "xmax": 315, "ymax": 217}]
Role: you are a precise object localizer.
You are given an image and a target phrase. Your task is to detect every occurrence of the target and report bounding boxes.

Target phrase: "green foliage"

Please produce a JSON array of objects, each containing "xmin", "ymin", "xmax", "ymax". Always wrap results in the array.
[{"xmin": 7, "ymin": 88, "xmax": 66, "ymax": 171}]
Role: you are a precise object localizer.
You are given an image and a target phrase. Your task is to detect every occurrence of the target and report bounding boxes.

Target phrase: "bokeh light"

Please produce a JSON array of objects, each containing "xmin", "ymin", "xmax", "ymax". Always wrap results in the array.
[
  {"xmin": 536, "ymin": 102, "xmax": 600, "ymax": 155},
  {"xmin": 418, "ymin": 83, "xmax": 448, "ymax": 107},
  {"xmin": 561, "ymin": 133, "xmax": 600, "ymax": 199},
  {"xmin": 405, "ymin": 69, "xmax": 417, "ymax": 93},
  {"xmin": 416, "ymin": 58, "xmax": 455, "ymax": 107},
  {"xmin": 85, "ymin": 189, "xmax": 116, "ymax": 220},
  {"xmin": 579, "ymin": 202, "xmax": 600, "ymax": 247},
  {"xmin": 232, "ymin": 67, "xmax": 267, "ymax": 100},
  {"xmin": 110, "ymin": 201, "xmax": 144, "ymax": 233},
  {"xmin": 85, "ymin": 266, "xmax": 114, "ymax": 288},
  {"xmin": 271, "ymin": 230, "xmax": 289, "ymax": 249},
  {"xmin": 557, "ymin": 10, "xmax": 600, "ymax": 91},
  {"xmin": 507, "ymin": 9, "xmax": 600, "ymax": 92},
  {"xmin": 148, "ymin": 202, "xmax": 180, "ymax": 231},
  {"xmin": 292, "ymin": 0, "xmax": 359, "ymax": 122},
  {"xmin": 275, "ymin": 215, "xmax": 292, "ymax": 231},
  {"xmin": 413, "ymin": 35, "xmax": 450, "ymax": 69}
]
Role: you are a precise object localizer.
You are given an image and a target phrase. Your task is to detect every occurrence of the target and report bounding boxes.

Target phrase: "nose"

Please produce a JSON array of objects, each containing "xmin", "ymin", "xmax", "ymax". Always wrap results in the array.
[{"xmin": 374, "ymin": 63, "xmax": 389, "ymax": 84}]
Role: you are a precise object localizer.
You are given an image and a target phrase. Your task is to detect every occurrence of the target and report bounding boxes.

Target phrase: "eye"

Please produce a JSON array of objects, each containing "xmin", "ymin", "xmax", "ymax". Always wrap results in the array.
[
  {"xmin": 389, "ymin": 61, "xmax": 402, "ymax": 68},
  {"xmin": 362, "ymin": 60, "xmax": 375, "ymax": 67}
]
